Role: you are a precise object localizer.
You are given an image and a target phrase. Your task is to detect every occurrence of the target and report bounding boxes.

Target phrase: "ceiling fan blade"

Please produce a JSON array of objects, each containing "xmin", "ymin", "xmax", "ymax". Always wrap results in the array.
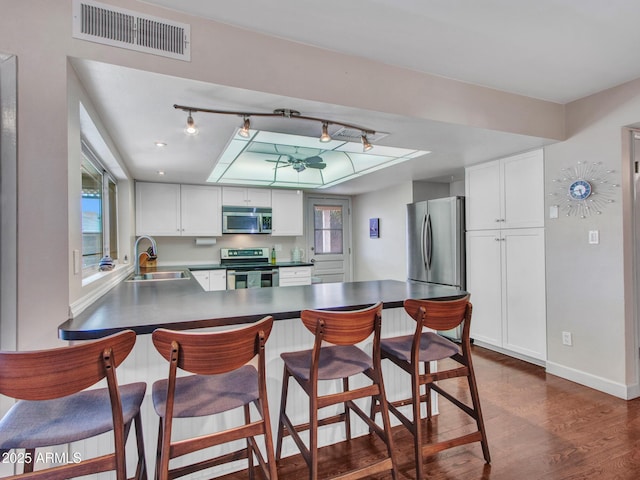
[
  {"xmin": 304, "ymin": 155, "xmax": 324, "ymax": 164},
  {"xmin": 306, "ymin": 163, "xmax": 326, "ymax": 169},
  {"xmin": 265, "ymin": 159, "xmax": 291, "ymax": 169}
]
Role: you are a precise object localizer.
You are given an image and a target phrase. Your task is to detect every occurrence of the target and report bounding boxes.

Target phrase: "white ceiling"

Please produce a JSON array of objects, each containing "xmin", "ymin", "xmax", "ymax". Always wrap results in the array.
[{"xmin": 73, "ymin": 1, "xmax": 640, "ymax": 195}]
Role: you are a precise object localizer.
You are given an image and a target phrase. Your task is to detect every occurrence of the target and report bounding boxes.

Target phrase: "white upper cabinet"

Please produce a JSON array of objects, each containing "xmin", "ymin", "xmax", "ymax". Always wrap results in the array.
[
  {"xmin": 180, "ymin": 185, "xmax": 222, "ymax": 236},
  {"xmin": 465, "ymin": 149, "xmax": 544, "ymax": 230},
  {"xmin": 136, "ymin": 182, "xmax": 181, "ymax": 236},
  {"xmin": 271, "ymin": 189, "xmax": 303, "ymax": 236},
  {"xmin": 136, "ymin": 182, "xmax": 222, "ymax": 236},
  {"xmin": 222, "ymin": 186, "xmax": 271, "ymax": 207}
]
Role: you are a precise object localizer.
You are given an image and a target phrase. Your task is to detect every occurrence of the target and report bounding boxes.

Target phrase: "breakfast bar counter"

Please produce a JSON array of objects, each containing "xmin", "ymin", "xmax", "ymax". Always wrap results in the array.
[
  {"xmin": 58, "ymin": 276, "xmax": 466, "ymax": 476},
  {"xmin": 58, "ymin": 277, "xmax": 466, "ymax": 340}
]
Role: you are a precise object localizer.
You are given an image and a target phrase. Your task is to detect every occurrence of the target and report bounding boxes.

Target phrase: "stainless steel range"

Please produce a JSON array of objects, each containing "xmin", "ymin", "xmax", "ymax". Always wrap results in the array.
[{"xmin": 220, "ymin": 247, "xmax": 279, "ymax": 289}]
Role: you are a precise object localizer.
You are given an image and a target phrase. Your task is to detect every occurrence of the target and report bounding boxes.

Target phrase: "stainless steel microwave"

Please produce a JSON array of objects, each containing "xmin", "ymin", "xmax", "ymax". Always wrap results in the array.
[{"xmin": 222, "ymin": 206, "xmax": 272, "ymax": 234}]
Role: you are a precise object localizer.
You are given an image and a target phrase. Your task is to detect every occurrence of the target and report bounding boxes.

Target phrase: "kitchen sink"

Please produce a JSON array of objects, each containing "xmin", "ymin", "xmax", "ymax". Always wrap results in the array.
[{"xmin": 125, "ymin": 270, "xmax": 191, "ymax": 282}]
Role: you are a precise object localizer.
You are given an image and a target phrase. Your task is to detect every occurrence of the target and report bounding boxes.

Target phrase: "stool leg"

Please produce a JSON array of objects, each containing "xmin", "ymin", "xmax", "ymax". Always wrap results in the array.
[
  {"xmin": 133, "ymin": 412, "xmax": 147, "ymax": 480},
  {"xmin": 466, "ymin": 360, "xmax": 491, "ymax": 464},
  {"xmin": 258, "ymin": 396, "xmax": 279, "ymax": 480},
  {"xmin": 424, "ymin": 361, "xmax": 432, "ymax": 420},
  {"xmin": 154, "ymin": 420, "xmax": 163, "ymax": 480},
  {"xmin": 23, "ymin": 449, "xmax": 35, "ymax": 474},
  {"xmin": 372, "ymin": 371, "xmax": 398, "ymax": 480},
  {"xmin": 412, "ymin": 364, "xmax": 424, "ymax": 480},
  {"xmin": 276, "ymin": 367, "xmax": 291, "ymax": 461},
  {"xmin": 309, "ymin": 387, "xmax": 319, "ymax": 480},
  {"xmin": 244, "ymin": 404, "xmax": 255, "ymax": 480},
  {"xmin": 342, "ymin": 377, "xmax": 352, "ymax": 440}
]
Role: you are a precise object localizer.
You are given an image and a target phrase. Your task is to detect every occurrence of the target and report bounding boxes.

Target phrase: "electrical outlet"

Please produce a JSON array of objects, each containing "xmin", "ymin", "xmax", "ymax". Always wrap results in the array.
[{"xmin": 562, "ymin": 331, "xmax": 573, "ymax": 346}]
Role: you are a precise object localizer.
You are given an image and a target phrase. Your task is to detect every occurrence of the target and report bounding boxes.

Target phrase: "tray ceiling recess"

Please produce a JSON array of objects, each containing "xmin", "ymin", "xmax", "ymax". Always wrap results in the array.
[{"xmin": 174, "ymin": 105, "xmax": 429, "ymax": 189}]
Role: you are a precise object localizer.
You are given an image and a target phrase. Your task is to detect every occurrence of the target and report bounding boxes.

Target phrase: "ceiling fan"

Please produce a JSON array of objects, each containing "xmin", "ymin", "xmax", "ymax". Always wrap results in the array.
[{"xmin": 267, "ymin": 154, "xmax": 326, "ymax": 172}]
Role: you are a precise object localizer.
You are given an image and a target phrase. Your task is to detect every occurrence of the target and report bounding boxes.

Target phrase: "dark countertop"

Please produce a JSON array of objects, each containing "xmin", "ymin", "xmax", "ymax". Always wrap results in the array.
[{"xmin": 58, "ymin": 274, "xmax": 466, "ymax": 340}]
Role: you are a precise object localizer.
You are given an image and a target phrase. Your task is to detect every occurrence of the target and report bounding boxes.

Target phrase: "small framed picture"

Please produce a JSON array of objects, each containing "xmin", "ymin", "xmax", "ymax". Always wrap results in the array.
[{"xmin": 369, "ymin": 218, "xmax": 379, "ymax": 238}]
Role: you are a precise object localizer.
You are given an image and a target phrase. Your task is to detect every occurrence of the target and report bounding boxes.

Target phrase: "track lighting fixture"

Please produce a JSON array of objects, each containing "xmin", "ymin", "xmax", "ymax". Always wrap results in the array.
[
  {"xmin": 319, "ymin": 122, "xmax": 332, "ymax": 143},
  {"xmin": 238, "ymin": 116, "xmax": 251, "ymax": 138},
  {"xmin": 175, "ymin": 104, "xmax": 376, "ymax": 150},
  {"xmin": 184, "ymin": 111, "xmax": 198, "ymax": 136},
  {"xmin": 361, "ymin": 134, "xmax": 373, "ymax": 152}
]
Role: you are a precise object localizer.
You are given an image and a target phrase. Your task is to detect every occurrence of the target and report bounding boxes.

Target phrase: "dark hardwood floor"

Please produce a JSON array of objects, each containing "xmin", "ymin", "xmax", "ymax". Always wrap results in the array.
[{"xmin": 218, "ymin": 346, "xmax": 640, "ymax": 480}]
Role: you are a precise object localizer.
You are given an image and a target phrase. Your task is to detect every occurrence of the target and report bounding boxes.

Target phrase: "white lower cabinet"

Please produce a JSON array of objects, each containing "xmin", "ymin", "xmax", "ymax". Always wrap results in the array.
[
  {"xmin": 279, "ymin": 266, "xmax": 312, "ymax": 286},
  {"xmin": 467, "ymin": 228, "xmax": 547, "ymax": 361},
  {"xmin": 191, "ymin": 270, "xmax": 227, "ymax": 291}
]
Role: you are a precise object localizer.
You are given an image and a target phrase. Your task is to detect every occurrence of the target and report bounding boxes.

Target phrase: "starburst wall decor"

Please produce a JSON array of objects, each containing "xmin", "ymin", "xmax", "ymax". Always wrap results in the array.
[{"xmin": 550, "ymin": 161, "xmax": 619, "ymax": 218}]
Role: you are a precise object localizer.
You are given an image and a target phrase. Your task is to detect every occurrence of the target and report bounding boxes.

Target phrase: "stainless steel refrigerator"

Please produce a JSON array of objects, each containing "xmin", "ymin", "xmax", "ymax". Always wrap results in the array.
[{"xmin": 407, "ymin": 196, "xmax": 466, "ymax": 338}]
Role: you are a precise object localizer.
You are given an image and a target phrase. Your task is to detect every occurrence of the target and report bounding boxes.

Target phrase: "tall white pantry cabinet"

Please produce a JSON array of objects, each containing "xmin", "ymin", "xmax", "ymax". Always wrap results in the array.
[{"xmin": 465, "ymin": 149, "xmax": 547, "ymax": 363}]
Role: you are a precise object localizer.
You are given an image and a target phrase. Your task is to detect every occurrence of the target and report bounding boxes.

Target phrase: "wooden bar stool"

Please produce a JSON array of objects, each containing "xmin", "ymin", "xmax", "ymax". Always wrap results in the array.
[
  {"xmin": 151, "ymin": 316, "xmax": 278, "ymax": 480},
  {"xmin": 0, "ymin": 330, "xmax": 147, "ymax": 480},
  {"xmin": 372, "ymin": 295, "xmax": 490, "ymax": 478},
  {"xmin": 276, "ymin": 302, "xmax": 397, "ymax": 480}
]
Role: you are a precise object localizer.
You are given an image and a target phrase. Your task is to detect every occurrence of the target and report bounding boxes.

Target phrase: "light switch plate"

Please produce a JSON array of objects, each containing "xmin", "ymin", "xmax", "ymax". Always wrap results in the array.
[
  {"xmin": 549, "ymin": 205, "xmax": 559, "ymax": 219},
  {"xmin": 588, "ymin": 230, "xmax": 599, "ymax": 244}
]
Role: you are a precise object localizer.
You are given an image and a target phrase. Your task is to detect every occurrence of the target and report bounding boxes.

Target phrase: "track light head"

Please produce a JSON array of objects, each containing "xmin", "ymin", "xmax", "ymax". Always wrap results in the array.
[
  {"xmin": 361, "ymin": 133, "xmax": 373, "ymax": 152},
  {"xmin": 319, "ymin": 122, "xmax": 332, "ymax": 143},
  {"xmin": 238, "ymin": 116, "xmax": 251, "ymax": 138},
  {"xmin": 184, "ymin": 112, "xmax": 198, "ymax": 136}
]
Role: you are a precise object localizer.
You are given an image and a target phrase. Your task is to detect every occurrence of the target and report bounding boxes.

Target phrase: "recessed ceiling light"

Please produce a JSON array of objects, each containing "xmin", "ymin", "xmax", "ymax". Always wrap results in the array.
[
  {"xmin": 155, "ymin": 142, "xmax": 167, "ymax": 147},
  {"xmin": 157, "ymin": 170, "xmax": 166, "ymax": 176}
]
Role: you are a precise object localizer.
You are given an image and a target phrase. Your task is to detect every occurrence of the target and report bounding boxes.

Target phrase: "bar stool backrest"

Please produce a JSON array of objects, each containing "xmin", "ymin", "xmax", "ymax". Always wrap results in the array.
[
  {"xmin": 403, "ymin": 295, "xmax": 471, "ymax": 333},
  {"xmin": 0, "ymin": 330, "xmax": 136, "ymax": 401},
  {"xmin": 300, "ymin": 302, "xmax": 383, "ymax": 345},
  {"xmin": 152, "ymin": 316, "xmax": 274, "ymax": 375}
]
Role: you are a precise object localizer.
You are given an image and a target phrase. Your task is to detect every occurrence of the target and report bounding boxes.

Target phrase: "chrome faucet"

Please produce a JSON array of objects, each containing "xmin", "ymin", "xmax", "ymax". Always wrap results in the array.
[{"xmin": 134, "ymin": 235, "xmax": 157, "ymax": 275}]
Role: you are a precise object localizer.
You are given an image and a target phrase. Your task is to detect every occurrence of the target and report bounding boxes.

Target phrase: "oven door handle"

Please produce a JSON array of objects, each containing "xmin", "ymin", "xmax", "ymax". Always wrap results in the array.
[{"xmin": 226, "ymin": 269, "xmax": 279, "ymax": 276}]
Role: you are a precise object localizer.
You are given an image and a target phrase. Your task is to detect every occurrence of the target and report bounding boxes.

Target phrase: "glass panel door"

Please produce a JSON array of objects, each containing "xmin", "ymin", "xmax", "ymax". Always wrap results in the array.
[{"xmin": 307, "ymin": 197, "xmax": 351, "ymax": 283}]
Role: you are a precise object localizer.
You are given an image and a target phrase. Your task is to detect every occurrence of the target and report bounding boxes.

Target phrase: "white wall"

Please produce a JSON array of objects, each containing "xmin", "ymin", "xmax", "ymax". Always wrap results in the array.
[
  {"xmin": 544, "ymin": 78, "xmax": 640, "ymax": 398},
  {"xmin": 411, "ymin": 181, "xmax": 450, "ymax": 202},
  {"xmin": 352, "ymin": 182, "xmax": 413, "ymax": 281}
]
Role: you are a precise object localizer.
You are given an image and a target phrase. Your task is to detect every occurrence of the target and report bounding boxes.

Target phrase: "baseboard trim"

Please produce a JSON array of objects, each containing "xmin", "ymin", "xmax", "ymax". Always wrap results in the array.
[
  {"xmin": 546, "ymin": 361, "xmax": 640, "ymax": 400},
  {"xmin": 473, "ymin": 340, "xmax": 546, "ymax": 367}
]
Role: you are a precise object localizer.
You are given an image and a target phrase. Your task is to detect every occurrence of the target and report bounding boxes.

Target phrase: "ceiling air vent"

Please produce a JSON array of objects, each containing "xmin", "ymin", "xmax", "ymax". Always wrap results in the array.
[
  {"xmin": 331, "ymin": 126, "xmax": 388, "ymax": 143},
  {"xmin": 72, "ymin": 0, "xmax": 190, "ymax": 61}
]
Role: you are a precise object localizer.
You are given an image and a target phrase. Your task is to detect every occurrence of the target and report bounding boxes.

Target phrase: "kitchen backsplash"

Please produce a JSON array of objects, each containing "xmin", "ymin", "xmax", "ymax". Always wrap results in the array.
[{"xmin": 151, "ymin": 235, "xmax": 305, "ymax": 266}]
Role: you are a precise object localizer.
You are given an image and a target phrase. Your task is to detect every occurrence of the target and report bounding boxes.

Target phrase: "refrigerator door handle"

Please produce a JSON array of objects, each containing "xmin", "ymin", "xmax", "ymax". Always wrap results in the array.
[
  {"xmin": 426, "ymin": 213, "xmax": 433, "ymax": 269},
  {"xmin": 421, "ymin": 213, "xmax": 428, "ymax": 269}
]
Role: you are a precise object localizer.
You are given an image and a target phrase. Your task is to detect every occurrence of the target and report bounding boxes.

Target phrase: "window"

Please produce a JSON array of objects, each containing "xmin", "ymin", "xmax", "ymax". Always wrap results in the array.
[
  {"xmin": 81, "ymin": 141, "xmax": 118, "ymax": 271},
  {"xmin": 313, "ymin": 205, "xmax": 343, "ymax": 254}
]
